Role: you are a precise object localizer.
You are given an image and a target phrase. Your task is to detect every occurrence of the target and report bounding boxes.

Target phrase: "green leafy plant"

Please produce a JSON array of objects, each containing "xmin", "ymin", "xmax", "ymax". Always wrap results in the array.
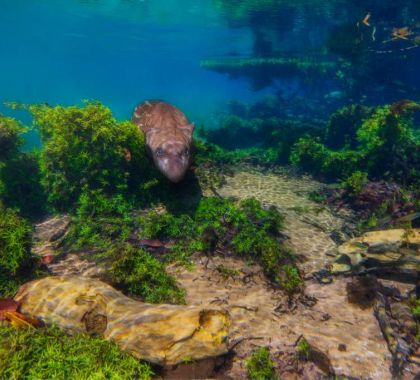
[
  {"xmin": 138, "ymin": 197, "xmax": 301, "ymax": 293},
  {"xmin": 0, "ymin": 115, "xmax": 46, "ymax": 218},
  {"xmin": 0, "ymin": 325, "xmax": 153, "ymax": 379},
  {"xmin": 280, "ymin": 264, "xmax": 303, "ymax": 294},
  {"xmin": 296, "ymin": 337, "xmax": 311, "ymax": 361},
  {"xmin": 341, "ymin": 171, "xmax": 368, "ymax": 197},
  {"xmin": 109, "ymin": 244, "xmax": 185, "ymax": 304},
  {"xmin": 0, "ymin": 207, "xmax": 38, "ymax": 296},
  {"xmin": 27, "ymin": 102, "xmax": 150, "ymax": 211},
  {"xmin": 246, "ymin": 347, "xmax": 278, "ymax": 380}
]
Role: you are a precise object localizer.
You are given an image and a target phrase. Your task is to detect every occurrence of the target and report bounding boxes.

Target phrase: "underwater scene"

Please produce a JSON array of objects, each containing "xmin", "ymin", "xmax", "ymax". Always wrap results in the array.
[{"xmin": 0, "ymin": 0, "xmax": 419, "ymax": 379}]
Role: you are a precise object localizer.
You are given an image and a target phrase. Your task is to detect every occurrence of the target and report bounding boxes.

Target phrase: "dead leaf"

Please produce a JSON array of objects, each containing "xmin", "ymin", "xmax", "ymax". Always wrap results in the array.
[
  {"xmin": 139, "ymin": 239, "xmax": 167, "ymax": 248},
  {"xmin": 41, "ymin": 254, "xmax": 55, "ymax": 265},
  {"xmin": 4, "ymin": 311, "xmax": 42, "ymax": 328},
  {"xmin": 0, "ymin": 298, "xmax": 19, "ymax": 320}
]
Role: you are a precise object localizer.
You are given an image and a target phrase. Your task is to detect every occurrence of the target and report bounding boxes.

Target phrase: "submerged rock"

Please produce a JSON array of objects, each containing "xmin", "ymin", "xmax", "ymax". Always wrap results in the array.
[
  {"xmin": 14, "ymin": 276, "xmax": 230, "ymax": 366},
  {"xmin": 31, "ymin": 215, "xmax": 71, "ymax": 258},
  {"xmin": 333, "ymin": 229, "xmax": 420, "ymax": 280}
]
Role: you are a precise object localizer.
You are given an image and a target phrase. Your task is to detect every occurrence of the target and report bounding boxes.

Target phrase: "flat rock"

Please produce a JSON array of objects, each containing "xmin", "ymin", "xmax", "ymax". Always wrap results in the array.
[
  {"xmin": 334, "ymin": 229, "xmax": 420, "ymax": 278},
  {"xmin": 14, "ymin": 276, "xmax": 230, "ymax": 366}
]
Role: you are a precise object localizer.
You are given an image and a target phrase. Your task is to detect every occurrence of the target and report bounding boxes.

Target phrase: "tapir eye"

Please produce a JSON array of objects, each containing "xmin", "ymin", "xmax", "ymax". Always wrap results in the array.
[
  {"xmin": 156, "ymin": 148, "xmax": 164, "ymax": 157},
  {"xmin": 183, "ymin": 148, "xmax": 189, "ymax": 156}
]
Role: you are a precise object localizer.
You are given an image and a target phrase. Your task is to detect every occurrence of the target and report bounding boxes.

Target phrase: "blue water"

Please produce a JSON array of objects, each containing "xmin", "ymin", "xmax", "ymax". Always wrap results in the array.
[
  {"xmin": 0, "ymin": 1, "xmax": 267, "ymax": 127},
  {"xmin": 0, "ymin": 0, "xmax": 419, "ymax": 148}
]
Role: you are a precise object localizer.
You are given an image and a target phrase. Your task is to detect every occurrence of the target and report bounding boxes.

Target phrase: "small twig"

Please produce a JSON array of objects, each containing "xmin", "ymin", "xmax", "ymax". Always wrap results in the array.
[
  {"xmin": 229, "ymin": 336, "xmax": 265, "ymax": 350},
  {"xmin": 231, "ymin": 305, "xmax": 258, "ymax": 312}
]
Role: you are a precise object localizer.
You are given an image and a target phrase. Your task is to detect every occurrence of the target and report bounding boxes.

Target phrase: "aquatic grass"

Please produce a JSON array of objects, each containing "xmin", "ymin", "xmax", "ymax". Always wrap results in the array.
[
  {"xmin": 291, "ymin": 102, "xmax": 420, "ymax": 186},
  {"xmin": 0, "ymin": 325, "xmax": 154, "ymax": 380},
  {"xmin": 0, "ymin": 114, "xmax": 46, "ymax": 218},
  {"xmin": 108, "ymin": 244, "xmax": 186, "ymax": 304},
  {"xmin": 26, "ymin": 102, "xmax": 150, "ymax": 211},
  {"xmin": 138, "ymin": 197, "xmax": 302, "ymax": 293},
  {"xmin": 245, "ymin": 347, "xmax": 278, "ymax": 380}
]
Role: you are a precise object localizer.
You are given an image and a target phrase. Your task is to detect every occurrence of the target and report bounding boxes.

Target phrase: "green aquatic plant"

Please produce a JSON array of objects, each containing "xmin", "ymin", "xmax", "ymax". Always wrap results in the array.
[
  {"xmin": 27, "ymin": 102, "xmax": 149, "ymax": 211},
  {"xmin": 325, "ymin": 104, "xmax": 372, "ymax": 149},
  {"xmin": 357, "ymin": 104, "xmax": 419, "ymax": 183},
  {"xmin": 0, "ymin": 208, "xmax": 32, "ymax": 274},
  {"xmin": 0, "ymin": 325, "xmax": 154, "ymax": 380},
  {"xmin": 65, "ymin": 189, "xmax": 134, "ymax": 251},
  {"xmin": 0, "ymin": 115, "xmax": 25, "ymax": 161},
  {"xmin": 291, "ymin": 102, "xmax": 420, "ymax": 186},
  {"xmin": 341, "ymin": 171, "xmax": 368, "ymax": 197},
  {"xmin": 280, "ymin": 264, "xmax": 303, "ymax": 294},
  {"xmin": 0, "ymin": 152, "xmax": 46, "ymax": 219},
  {"xmin": 296, "ymin": 337, "xmax": 311, "ymax": 361},
  {"xmin": 138, "ymin": 197, "xmax": 300, "ymax": 292},
  {"xmin": 290, "ymin": 137, "xmax": 363, "ymax": 180},
  {"xmin": 216, "ymin": 264, "xmax": 240, "ymax": 279},
  {"xmin": 108, "ymin": 244, "xmax": 186, "ymax": 304},
  {"xmin": 0, "ymin": 207, "xmax": 38, "ymax": 297},
  {"xmin": 245, "ymin": 346, "xmax": 278, "ymax": 380},
  {"xmin": 63, "ymin": 191, "xmax": 186, "ymax": 304},
  {"xmin": 0, "ymin": 115, "xmax": 45, "ymax": 218}
]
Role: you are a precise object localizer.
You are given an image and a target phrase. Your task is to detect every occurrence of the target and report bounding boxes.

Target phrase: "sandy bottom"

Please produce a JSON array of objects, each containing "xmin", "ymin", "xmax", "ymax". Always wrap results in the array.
[
  {"xmin": 36, "ymin": 168, "xmax": 416, "ymax": 379},
  {"xmin": 168, "ymin": 253, "xmax": 392, "ymax": 379}
]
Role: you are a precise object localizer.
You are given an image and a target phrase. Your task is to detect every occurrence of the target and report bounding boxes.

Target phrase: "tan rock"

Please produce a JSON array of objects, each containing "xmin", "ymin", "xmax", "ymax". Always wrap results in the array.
[
  {"xmin": 335, "ymin": 229, "xmax": 420, "ymax": 278},
  {"xmin": 14, "ymin": 276, "xmax": 230, "ymax": 365}
]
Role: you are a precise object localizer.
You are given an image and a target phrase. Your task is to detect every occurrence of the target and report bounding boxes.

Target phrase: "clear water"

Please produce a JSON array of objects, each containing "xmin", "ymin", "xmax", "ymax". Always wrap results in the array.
[{"xmin": 0, "ymin": 0, "xmax": 419, "ymax": 147}]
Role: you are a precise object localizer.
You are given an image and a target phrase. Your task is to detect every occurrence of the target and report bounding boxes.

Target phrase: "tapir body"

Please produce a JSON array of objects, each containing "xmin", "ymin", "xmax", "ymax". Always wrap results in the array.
[{"xmin": 132, "ymin": 100, "xmax": 194, "ymax": 182}]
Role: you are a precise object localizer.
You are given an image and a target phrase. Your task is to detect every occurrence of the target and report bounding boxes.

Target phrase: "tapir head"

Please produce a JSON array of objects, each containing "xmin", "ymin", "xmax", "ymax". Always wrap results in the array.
[{"xmin": 151, "ymin": 141, "xmax": 191, "ymax": 183}]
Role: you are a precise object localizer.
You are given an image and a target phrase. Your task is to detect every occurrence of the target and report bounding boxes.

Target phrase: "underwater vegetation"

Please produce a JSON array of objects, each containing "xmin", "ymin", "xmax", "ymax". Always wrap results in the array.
[
  {"xmin": 291, "ymin": 101, "xmax": 420, "ymax": 185},
  {"xmin": 137, "ymin": 197, "xmax": 301, "ymax": 292},
  {"xmin": 201, "ymin": 56, "xmax": 336, "ymax": 90},
  {"xmin": 0, "ymin": 114, "xmax": 45, "ymax": 219},
  {"xmin": 0, "ymin": 102, "xmax": 302, "ymax": 303},
  {"xmin": 199, "ymin": 97, "xmax": 419, "ymax": 233},
  {"xmin": 0, "ymin": 325, "xmax": 153, "ymax": 379},
  {"xmin": 26, "ymin": 102, "xmax": 150, "ymax": 212},
  {"xmin": 0, "ymin": 208, "xmax": 38, "ymax": 297},
  {"xmin": 246, "ymin": 346, "xmax": 278, "ymax": 380},
  {"xmin": 199, "ymin": 98, "xmax": 419, "ymax": 187}
]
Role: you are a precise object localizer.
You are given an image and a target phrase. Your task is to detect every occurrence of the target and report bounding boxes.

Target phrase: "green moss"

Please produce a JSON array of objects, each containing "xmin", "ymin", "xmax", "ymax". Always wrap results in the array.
[
  {"xmin": 0, "ymin": 207, "xmax": 39, "ymax": 297},
  {"xmin": 280, "ymin": 264, "xmax": 304, "ymax": 294},
  {"xmin": 0, "ymin": 115, "xmax": 26, "ymax": 161},
  {"xmin": 216, "ymin": 264, "xmax": 240, "ymax": 279},
  {"xmin": 341, "ymin": 171, "xmax": 368, "ymax": 197},
  {"xmin": 65, "ymin": 189, "xmax": 134, "ymax": 251},
  {"xmin": 0, "ymin": 115, "xmax": 46, "ymax": 218},
  {"xmin": 108, "ymin": 244, "xmax": 185, "ymax": 304},
  {"xmin": 245, "ymin": 347, "xmax": 278, "ymax": 380},
  {"xmin": 408, "ymin": 296, "xmax": 420, "ymax": 343},
  {"xmin": 27, "ymin": 102, "xmax": 150, "ymax": 211},
  {"xmin": 307, "ymin": 190, "xmax": 327, "ymax": 204},
  {"xmin": 296, "ymin": 337, "xmax": 311, "ymax": 361},
  {"xmin": 291, "ymin": 102, "xmax": 420, "ymax": 186},
  {"xmin": 138, "ymin": 197, "xmax": 300, "ymax": 292},
  {"xmin": 325, "ymin": 105, "xmax": 372, "ymax": 149},
  {"xmin": 291, "ymin": 136, "xmax": 364, "ymax": 180},
  {"xmin": 0, "ymin": 325, "xmax": 153, "ymax": 380}
]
